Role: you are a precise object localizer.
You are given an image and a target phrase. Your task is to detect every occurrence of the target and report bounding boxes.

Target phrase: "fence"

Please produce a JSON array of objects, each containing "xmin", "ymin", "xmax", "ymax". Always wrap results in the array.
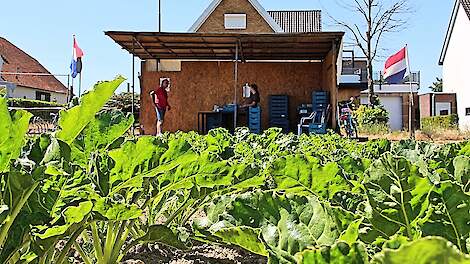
[{"xmin": 9, "ymin": 107, "xmax": 64, "ymax": 134}]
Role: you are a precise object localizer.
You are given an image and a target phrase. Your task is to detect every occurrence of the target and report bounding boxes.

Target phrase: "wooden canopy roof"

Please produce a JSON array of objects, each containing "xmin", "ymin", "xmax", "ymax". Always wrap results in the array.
[{"xmin": 105, "ymin": 31, "xmax": 344, "ymax": 61}]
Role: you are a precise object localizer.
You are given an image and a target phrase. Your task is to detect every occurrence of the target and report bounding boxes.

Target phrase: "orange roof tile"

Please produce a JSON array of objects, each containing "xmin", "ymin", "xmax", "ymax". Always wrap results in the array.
[{"xmin": 0, "ymin": 37, "xmax": 68, "ymax": 94}]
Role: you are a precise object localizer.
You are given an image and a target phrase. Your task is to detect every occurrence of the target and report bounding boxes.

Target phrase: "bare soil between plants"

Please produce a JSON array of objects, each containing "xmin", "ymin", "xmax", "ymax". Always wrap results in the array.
[{"xmin": 122, "ymin": 241, "xmax": 267, "ymax": 264}]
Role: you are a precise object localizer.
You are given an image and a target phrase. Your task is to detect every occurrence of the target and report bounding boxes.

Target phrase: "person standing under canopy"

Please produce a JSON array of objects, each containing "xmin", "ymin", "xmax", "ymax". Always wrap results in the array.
[{"xmin": 150, "ymin": 79, "xmax": 171, "ymax": 136}]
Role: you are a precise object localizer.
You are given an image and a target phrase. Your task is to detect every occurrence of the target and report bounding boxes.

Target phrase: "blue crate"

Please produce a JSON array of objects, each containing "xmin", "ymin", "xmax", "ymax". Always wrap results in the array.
[
  {"xmin": 308, "ymin": 123, "xmax": 327, "ymax": 134},
  {"xmin": 222, "ymin": 104, "xmax": 236, "ymax": 113}
]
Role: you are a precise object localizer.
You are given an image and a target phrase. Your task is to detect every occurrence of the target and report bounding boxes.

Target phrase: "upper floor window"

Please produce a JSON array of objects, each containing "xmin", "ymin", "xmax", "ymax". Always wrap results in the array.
[
  {"xmin": 224, "ymin": 14, "xmax": 247, "ymax": 29},
  {"xmin": 466, "ymin": 108, "xmax": 470, "ymax": 116}
]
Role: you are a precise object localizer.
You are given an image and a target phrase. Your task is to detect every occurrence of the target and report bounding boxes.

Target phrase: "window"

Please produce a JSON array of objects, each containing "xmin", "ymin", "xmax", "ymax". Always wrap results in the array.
[
  {"xmin": 224, "ymin": 14, "xmax": 247, "ymax": 29},
  {"xmin": 466, "ymin": 108, "xmax": 470, "ymax": 116},
  {"xmin": 36, "ymin": 91, "xmax": 51, "ymax": 102},
  {"xmin": 440, "ymin": 110, "xmax": 449, "ymax": 116}
]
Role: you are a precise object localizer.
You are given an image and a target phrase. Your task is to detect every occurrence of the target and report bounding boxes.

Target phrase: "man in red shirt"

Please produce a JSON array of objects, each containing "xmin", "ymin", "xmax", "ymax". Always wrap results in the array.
[{"xmin": 150, "ymin": 79, "xmax": 171, "ymax": 136}]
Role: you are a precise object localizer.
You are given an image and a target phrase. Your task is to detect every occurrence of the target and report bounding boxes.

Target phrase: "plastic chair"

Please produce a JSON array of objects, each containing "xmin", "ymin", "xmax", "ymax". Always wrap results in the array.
[{"xmin": 297, "ymin": 104, "xmax": 330, "ymax": 136}]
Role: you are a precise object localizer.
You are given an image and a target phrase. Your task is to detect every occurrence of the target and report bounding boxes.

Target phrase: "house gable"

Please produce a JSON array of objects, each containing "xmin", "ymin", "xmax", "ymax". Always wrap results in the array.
[
  {"xmin": 0, "ymin": 37, "xmax": 68, "ymax": 94},
  {"xmin": 439, "ymin": 0, "xmax": 470, "ymax": 65},
  {"xmin": 189, "ymin": 0, "xmax": 283, "ymax": 33}
]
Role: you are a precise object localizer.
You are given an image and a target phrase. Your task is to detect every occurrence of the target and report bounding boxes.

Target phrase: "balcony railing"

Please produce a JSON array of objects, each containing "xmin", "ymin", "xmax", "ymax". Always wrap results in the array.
[
  {"xmin": 374, "ymin": 71, "xmax": 420, "ymax": 85},
  {"xmin": 341, "ymin": 67, "xmax": 367, "ymax": 83},
  {"xmin": 341, "ymin": 67, "xmax": 421, "ymax": 85}
]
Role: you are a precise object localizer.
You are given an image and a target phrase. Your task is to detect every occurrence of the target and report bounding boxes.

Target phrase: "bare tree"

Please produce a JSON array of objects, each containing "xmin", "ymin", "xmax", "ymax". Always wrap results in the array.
[{"xmin": 330, "ymin": 0, "xmax": 411, "ymax": 105}]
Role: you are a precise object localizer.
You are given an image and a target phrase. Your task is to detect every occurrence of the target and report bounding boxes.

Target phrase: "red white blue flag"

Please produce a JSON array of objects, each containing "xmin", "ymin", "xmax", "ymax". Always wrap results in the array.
[
  {"xmin": 70, "ymin": 36, "xmax": 84, "ymax": 79},
  {"xmin": 383, "ymin": 47, "xmax": 407, "ymax": 84}
]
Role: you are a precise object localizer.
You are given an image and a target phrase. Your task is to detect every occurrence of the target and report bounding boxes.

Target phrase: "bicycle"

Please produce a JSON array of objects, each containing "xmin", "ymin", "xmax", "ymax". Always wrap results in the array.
[{"xmin": 338, "ymin": 101, "xmax": 358, "ymax": 138}]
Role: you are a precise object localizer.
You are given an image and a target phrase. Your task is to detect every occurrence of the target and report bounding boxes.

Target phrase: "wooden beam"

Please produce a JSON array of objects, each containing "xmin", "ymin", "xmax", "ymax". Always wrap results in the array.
[{"xmin": 132, "ymin": 36, "xmax": 153, "ymax": 58}]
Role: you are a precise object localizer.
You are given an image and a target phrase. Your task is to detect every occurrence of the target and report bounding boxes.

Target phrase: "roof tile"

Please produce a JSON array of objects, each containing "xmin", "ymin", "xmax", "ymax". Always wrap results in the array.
[
  {"xmin": 268, "ymin": 10, "xmax": 321, "ymax": 32},
  {"xmin": 0, "ymin": 37, "xmax": 68, "ymax": 94}
]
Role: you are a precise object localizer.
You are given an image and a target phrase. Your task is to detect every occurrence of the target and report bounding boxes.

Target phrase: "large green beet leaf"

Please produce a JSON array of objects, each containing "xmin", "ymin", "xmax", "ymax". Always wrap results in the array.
[
  {"xmin": 453, "ymin": 156, "xmax": 470, "ymax": 192},
  {"xmin": 196, "ymin": 192, "xmax": 345, "ymax": 263},
  {"xmin": 363, "ymin": 154, "xmax": 433, "ymax": 239},
  {"xmin": 71, "ymin": 110, "xmax": 134, "ymax": 168},
  {"xmin": 295, "ymin": 242, "xmax": 368, "ymax": 264},
  {"xmin": 0, "ymin": 97, "xmax": 32, "ymax": 172},
  {"xmin": 372, "ymin": 237, "xmax": 470, "ymax": 264},
  {"xmin": 57, "ymin": 76, "xmax": 125, "ymax": 144},
  {"xmin": 271, "ymin": 155, "xmax": 349, "ymax": 199},
  {"xmin": 420, "ymin": 181, "xmax": 470, "ymax": 253}
]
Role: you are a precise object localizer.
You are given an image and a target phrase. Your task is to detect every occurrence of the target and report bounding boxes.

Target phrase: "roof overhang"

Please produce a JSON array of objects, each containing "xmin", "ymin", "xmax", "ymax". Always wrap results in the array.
[
  {"xmin": 439, "ymin": 0, "xmax": 461, "ymax": 65},
  {"xmin": 105, "ymin": 31, "xmax": 344, "ymax": 61}
]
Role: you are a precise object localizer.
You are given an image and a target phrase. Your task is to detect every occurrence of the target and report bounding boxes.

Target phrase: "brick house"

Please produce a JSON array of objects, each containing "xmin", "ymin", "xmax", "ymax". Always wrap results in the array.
[
  {"xmin": 107, "ymin": 0, "xmax": 344, "ymax": 134},
  {"xmin": 419, "ymin": 93, "xmax": 457, "ymax": 118},
  {"xmin": 439, "ymin": 0, "xmax": 470, "ymax": 130},
  {"xmin": 0, "ymin": 37, "xmax": 68, "ymax": 104}
]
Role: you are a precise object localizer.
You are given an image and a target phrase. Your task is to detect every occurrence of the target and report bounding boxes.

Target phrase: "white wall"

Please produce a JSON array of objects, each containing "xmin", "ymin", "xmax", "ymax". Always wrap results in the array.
[
  {"xmin": 9, "ymin": 86, "xmax": 68, "ymax": 104},
  {"xmin": 443, "ymin": 4, "xmax": 470, "ymax": 130},
  {"xmin": 360, "ymin": 95, "xmax": 404, "ymax": 131}
]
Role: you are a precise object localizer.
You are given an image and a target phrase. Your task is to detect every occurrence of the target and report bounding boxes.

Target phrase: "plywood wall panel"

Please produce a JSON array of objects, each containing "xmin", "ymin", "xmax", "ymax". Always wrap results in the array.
[{"xmin": 141, "ymin": 61, "xmax": 327, "ymax": 134}]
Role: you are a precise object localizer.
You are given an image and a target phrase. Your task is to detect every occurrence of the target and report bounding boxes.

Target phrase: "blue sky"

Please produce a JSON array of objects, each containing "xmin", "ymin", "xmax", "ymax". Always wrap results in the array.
[{"xmin": 0, "ymin": 0, "xmax": 453, "ymax": 94}]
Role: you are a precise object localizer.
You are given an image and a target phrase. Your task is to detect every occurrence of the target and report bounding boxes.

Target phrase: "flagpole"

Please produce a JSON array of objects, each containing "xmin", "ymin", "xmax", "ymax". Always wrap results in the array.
[
  {"xmin": 70, "ymin": 35, "xmax": 75, "ymax": 102},
  {"xmin": 405, "ymin": 44, "xmax": 414, "ymax": 139},
  {"xmin": 79, "ymin": 72, "xmax": 82, "ymax": 97}
]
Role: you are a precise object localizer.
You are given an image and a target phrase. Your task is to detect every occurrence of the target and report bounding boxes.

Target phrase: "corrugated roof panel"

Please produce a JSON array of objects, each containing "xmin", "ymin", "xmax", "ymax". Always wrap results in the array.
[{"xmin": 267, "ymin": 10, "xmax": 321, "ymax": 33}]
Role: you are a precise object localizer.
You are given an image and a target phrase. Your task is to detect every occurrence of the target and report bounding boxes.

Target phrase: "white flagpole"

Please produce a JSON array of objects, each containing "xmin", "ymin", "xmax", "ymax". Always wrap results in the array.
[
  {"xmin": 405, "ymin": 44, "xmax": 414, "ymax": 138},
  {"xmin": 70, "ymin": 35, "xmax": 75, "ymax": 102}
]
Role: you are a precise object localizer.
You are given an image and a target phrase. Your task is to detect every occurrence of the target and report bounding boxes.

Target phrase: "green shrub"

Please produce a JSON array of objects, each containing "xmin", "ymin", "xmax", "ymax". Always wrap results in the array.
[
  {"xmin": 7, "ymin": 98, "xmax": 65, "ymax": 108},
  {"xmin": 421, "ymin": 114, "xmax": 458, "ymax": 132},
  {"xmin": 357, "ymin": 122, "xmax": 390, "ymax": 135},
  {"xmin": 354, "ymin": 104, "xmax": 389, "ymax": 134}
]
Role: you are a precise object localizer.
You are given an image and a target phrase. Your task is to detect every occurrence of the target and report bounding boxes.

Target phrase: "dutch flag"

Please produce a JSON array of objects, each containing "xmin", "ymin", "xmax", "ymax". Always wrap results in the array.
[
  {"xmin": 383, "ymin": 47, "xmax": 408, "ymax": 84},
  {"xmin": 70, "ymin": 36, "xmax": 84, "ymax": 79}
]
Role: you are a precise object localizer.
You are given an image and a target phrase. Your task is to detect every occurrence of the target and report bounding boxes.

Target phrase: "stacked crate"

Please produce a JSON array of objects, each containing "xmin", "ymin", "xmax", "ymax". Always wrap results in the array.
[
  {"xmin": 248, "ymin": 106, "xmax": 261, "ymax": 134},
  {"xmin": 269, "ymin": 95, "xmax": 289, "ymax": 133},
  {"xmin": 309, "ymin": 91, "xmax": 329, "ymax": 134}
]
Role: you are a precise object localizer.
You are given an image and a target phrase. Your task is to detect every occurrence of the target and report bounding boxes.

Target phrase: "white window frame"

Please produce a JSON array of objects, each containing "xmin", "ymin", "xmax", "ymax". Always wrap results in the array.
[{"xmin": 224, "ymin": 14, "xmax": 247, "ymax": 30}]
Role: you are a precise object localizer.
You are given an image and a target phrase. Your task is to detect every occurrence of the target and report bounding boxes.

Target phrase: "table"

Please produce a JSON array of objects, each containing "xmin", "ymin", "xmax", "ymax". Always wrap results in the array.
[
  {"xmin": 198, "ymin": 111, "xmax": 222, "ymax": 134},
  {"xmin": 197, "ymin": 109, "xmax": 248, "ymax": 134}
]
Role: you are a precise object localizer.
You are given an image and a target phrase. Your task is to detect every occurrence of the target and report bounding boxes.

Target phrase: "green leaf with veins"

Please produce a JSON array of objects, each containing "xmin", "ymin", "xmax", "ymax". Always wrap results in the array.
[
  {"xmin": 362, "ymin": 154, "xmax": 433, "ymax": 239},
  {"xmin": 93, "ymin": 198, "xmax": 141, "ymax": 221},
  {"xmin": 136, "ymin": 225, "xmax": 187, "ymax": 250},
  {"xmin": 271, "ymin": 155, "xmax": 348, "ymax": 199},
  {"xmin": 0, "ymin": 97, "xmax": 32, "ymax": 172},
  {"xmin": 109, "ymin": 136, "xmax": 164, "ymax": 188},
  {"xmin": 57, "ymin": 76, "xmax": 126, "ymax": 144},
  {"xmin": 72, "ymin": 110, "xmax": 134, "ymax": 167},
  {"xmin": 36, "ymin": 201, "xmax": 92, "ymax": 239},
  {"xmin": 453, "ymin": 156, "xmax": 470, "ymax": 191},
  {"xmin": 420, "ymin": 181, "xmax": 470, "ymax": 253},
  {"xmin": 214, "ymin": 227, "xmax": 268, "ymax": 256},
  {"xmin": 196, "ymin": 192, "xmax": 346, "ymax": 263},
  {"xmin": 372, "ymin": 237, "xmax": 470, "ymax": 264},
  {"xmin": 295, "ymin": 242, "xmax": 368, "ymax": 264}
]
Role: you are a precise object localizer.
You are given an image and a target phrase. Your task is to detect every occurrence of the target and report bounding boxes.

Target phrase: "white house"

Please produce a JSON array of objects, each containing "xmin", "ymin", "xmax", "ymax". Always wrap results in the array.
[
  {"xmin": 439, "ymin": 0, "xmax": 470, "ymax": 130},
  {"xmin": 0, "ymin": 37, "xmax": 68, "ymax": 104}
]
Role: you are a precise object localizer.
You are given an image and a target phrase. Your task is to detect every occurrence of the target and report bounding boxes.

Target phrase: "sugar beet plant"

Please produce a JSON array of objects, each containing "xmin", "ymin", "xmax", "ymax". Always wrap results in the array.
[{"xmin": 1, "ymin": 76, "xmax": 470, "ymax": 264}]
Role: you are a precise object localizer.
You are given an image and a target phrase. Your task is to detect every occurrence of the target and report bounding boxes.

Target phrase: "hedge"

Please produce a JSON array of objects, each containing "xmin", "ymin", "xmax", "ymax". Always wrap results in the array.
[
  {"xmin": 421, "ymin": 114, "xmax": 459, "ymax": 131},
  {"xmin": 7, "ymin": 98, "xmax": 65, "ymax": 108}
]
